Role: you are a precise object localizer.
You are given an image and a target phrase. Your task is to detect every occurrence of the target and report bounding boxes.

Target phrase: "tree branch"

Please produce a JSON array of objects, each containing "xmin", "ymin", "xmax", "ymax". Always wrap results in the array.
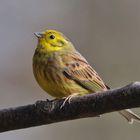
[{"xmin": 0, "ymin": 82, "xmax": 140, "ymax": 133}]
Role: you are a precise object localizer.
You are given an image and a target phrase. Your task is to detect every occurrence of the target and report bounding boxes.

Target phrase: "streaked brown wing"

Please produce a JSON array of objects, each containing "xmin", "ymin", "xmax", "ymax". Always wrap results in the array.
[{"xmin": 62, "ymin": 51, "xmax": 108, "ymax": 92}]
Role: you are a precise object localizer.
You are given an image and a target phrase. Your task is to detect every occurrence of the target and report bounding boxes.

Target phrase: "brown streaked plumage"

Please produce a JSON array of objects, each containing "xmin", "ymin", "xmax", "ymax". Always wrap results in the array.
[{"xmin": 62, "ymin": 51, "xmax": 108, "ymax": 92}]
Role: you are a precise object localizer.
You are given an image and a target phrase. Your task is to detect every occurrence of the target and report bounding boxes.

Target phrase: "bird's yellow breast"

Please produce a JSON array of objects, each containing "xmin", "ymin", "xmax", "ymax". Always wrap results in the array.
[{"xmin": 33, "ymin": 61, "xmax": 89, "ymax": 98}]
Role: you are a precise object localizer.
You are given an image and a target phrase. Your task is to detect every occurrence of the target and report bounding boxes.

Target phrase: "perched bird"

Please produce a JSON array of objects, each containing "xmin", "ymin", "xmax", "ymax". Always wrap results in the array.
[{"xmin": 33, "ymin": 29, "xmax": 140, "ymax": 123}]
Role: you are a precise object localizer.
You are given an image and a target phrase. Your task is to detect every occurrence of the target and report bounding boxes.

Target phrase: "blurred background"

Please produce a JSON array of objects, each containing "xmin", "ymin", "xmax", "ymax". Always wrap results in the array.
[{"xmin": 0, "ymin": 0, "xmax": 140, "ymax": 139}]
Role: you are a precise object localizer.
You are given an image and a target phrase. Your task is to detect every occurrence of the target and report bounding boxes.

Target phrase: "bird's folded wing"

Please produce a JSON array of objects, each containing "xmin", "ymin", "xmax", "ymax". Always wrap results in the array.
[{"xmin": 62, "ymin": 51, "xmax": 107, "ymax": 92}]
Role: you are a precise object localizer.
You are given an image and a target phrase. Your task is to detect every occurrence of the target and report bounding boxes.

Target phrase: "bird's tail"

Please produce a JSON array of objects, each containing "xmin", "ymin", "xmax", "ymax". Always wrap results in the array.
[{"xmin": 119, "ymin": 109, "xmax": 140, "ymax": 124}]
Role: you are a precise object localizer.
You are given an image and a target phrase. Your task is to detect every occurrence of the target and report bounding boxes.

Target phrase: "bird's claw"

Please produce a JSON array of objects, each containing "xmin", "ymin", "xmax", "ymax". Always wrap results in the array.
[
  {"xmin": 60, "ymin": 93, "xmax": 79, "ymax": 109},
  {"xmin": 60, "ymin": 96, "xmax": 72, "ymax": 109}
]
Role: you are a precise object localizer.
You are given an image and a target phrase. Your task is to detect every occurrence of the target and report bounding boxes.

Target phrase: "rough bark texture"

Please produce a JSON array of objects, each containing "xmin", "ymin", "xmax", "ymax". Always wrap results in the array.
[{"xmin": 0, "ymin": 82, "xmax": 140, "ymax": 133}]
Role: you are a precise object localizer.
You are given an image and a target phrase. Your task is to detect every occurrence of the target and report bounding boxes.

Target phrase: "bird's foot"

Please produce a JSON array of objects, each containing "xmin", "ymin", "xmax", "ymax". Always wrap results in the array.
[{"xmin": 60, "ymin": 93, "xmax": 79, "ymax": 109}]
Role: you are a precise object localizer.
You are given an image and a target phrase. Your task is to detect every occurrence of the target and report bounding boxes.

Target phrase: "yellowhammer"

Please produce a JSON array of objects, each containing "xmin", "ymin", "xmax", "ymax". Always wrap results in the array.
[{"xmin": 33, "ymin": 29, "xmax": 140, "ymax": 123}]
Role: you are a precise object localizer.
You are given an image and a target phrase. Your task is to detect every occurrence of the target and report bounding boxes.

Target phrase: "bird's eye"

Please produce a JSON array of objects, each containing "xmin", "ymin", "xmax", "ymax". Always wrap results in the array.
[{"xmin": 49, "ymin": 35, "xmax": 55, "ymax": 39}]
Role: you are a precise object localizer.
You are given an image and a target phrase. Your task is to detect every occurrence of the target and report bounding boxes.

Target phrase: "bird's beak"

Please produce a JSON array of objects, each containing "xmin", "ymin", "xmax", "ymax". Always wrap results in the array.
[{"xmin": 34, "ymin": 32, "xmax": 43, "ymax": 38}]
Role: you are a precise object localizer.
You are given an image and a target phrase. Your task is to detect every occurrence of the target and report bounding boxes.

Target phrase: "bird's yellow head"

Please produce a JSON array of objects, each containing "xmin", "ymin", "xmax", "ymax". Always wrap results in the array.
[{"xmin": 34, "ymin": 30, "xmax": 75, "ymax": 53}]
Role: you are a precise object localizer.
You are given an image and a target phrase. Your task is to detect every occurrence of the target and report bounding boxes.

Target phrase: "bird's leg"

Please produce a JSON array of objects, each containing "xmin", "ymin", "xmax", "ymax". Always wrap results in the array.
[{"xmin": 60, "ymin": 93, "xmax": 80, "ymax": 108}]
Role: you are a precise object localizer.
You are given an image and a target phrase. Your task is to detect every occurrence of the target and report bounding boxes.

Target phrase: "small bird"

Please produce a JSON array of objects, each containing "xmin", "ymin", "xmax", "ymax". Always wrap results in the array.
[{"xmin": 33, "ymin": 29, "xmax": 140, "ymax": 123}]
